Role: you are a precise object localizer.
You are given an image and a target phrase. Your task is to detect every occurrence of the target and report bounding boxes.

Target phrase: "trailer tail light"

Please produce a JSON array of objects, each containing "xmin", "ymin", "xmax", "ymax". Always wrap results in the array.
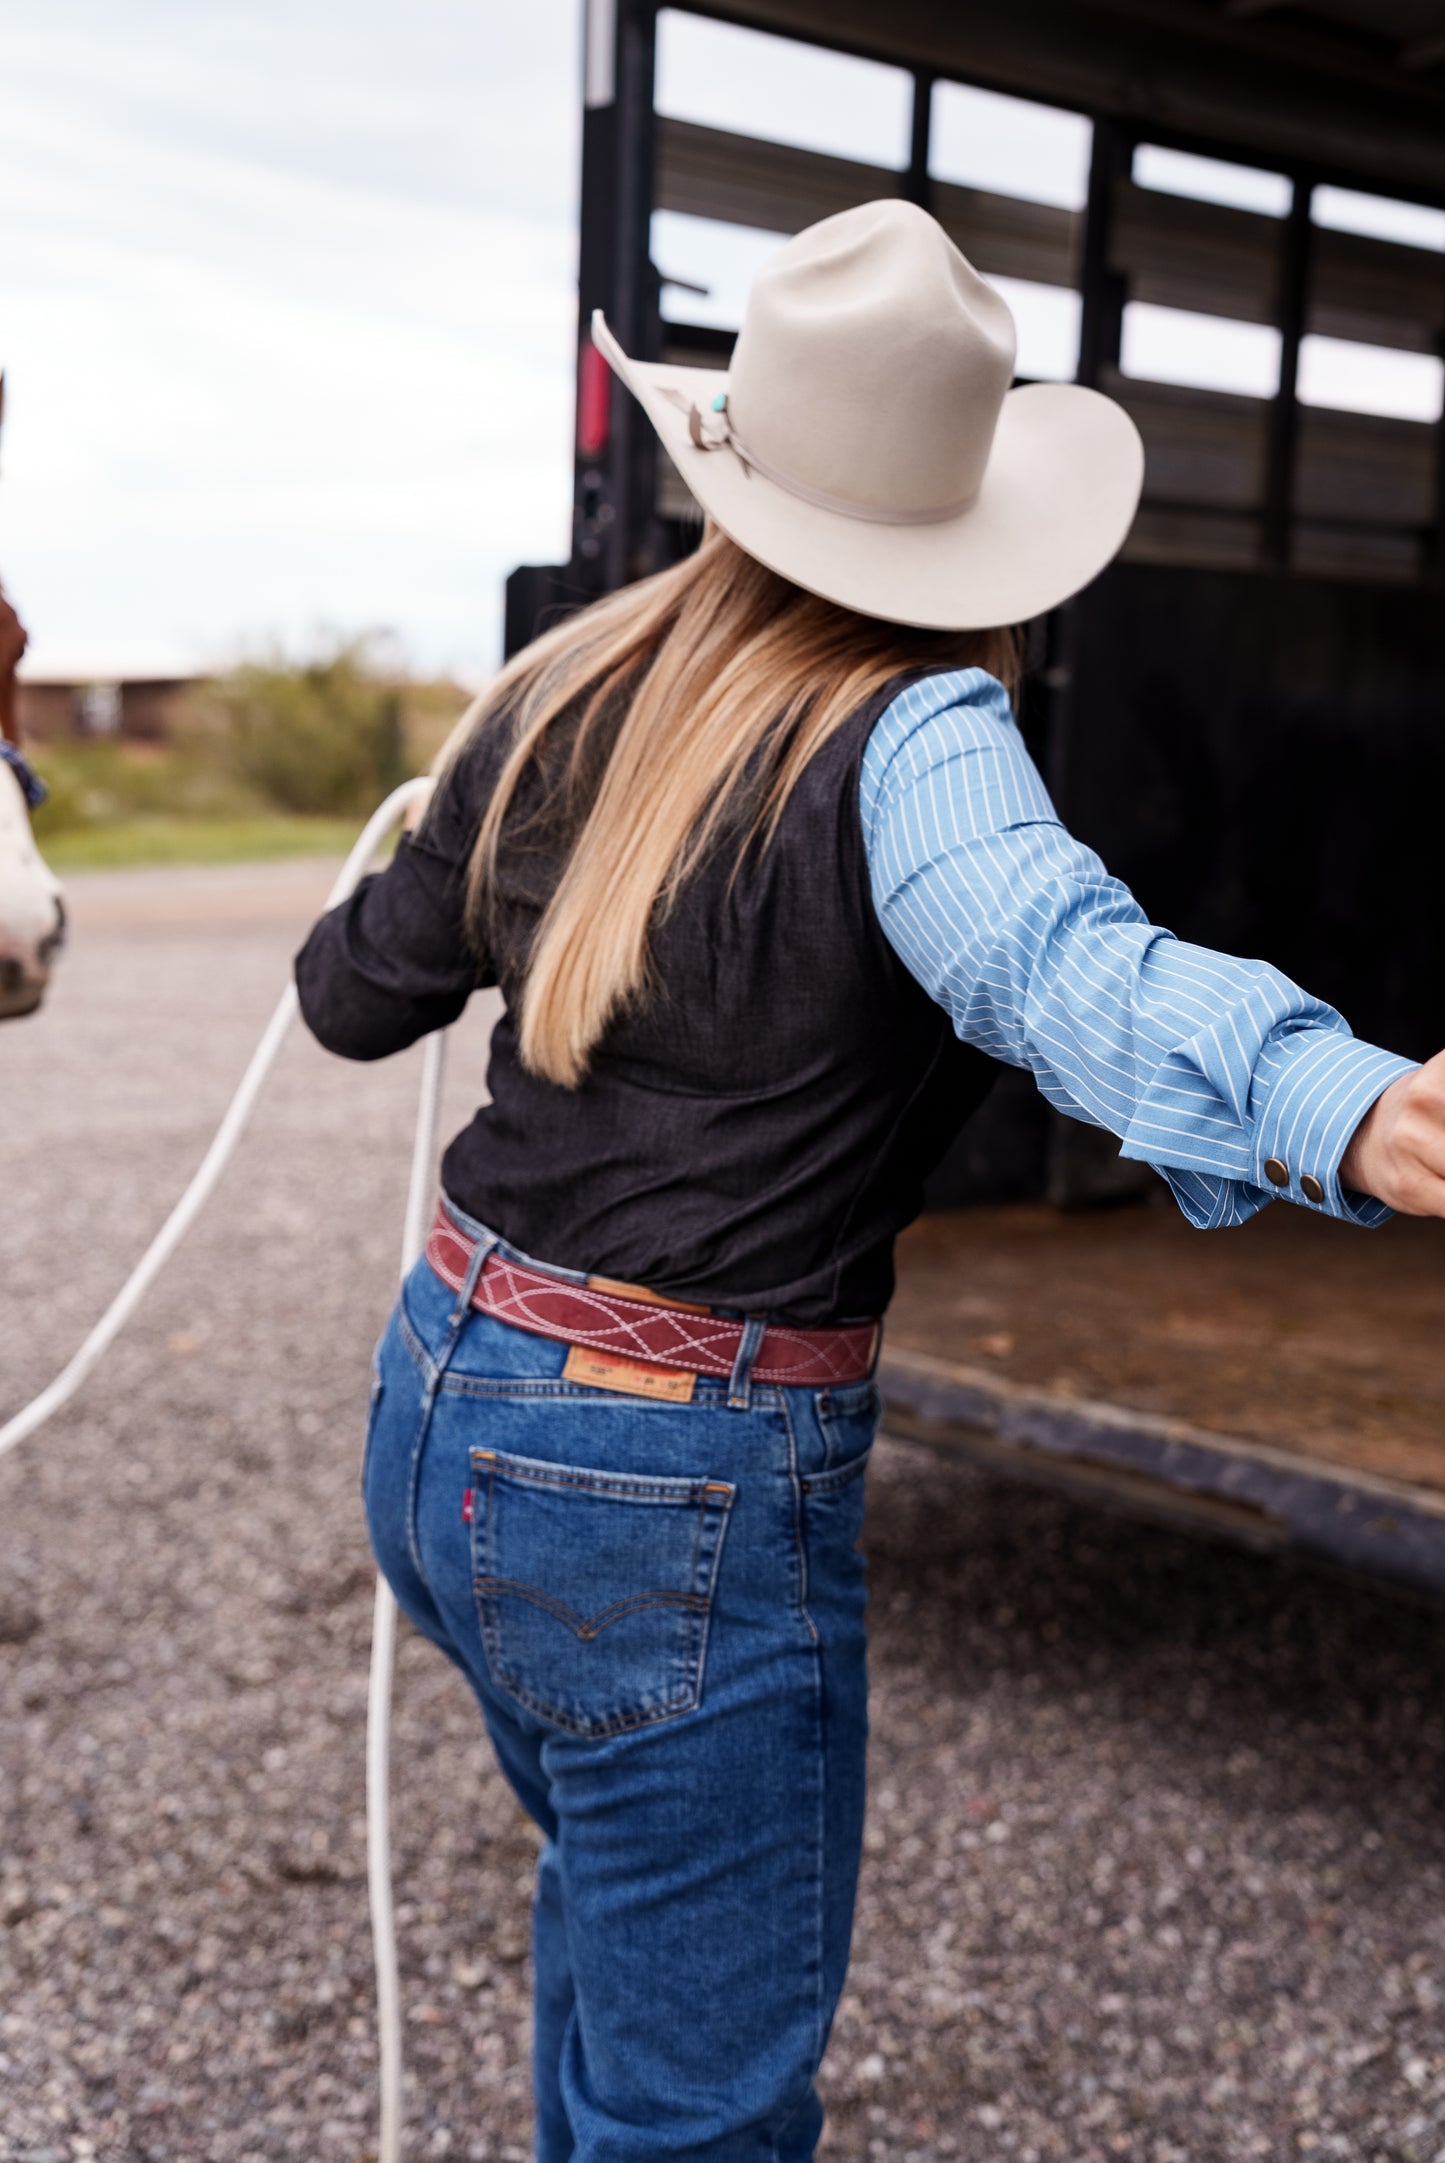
[{"xmin": 577, "ymin": 337, "xmax": 612, "ymax": 459}]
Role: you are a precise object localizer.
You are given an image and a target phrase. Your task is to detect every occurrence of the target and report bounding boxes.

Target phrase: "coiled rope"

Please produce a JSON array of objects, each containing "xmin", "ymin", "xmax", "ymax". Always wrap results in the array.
[{"xmin": 0, "ymin": 777, "xmax": 440, "ymax": 2163}]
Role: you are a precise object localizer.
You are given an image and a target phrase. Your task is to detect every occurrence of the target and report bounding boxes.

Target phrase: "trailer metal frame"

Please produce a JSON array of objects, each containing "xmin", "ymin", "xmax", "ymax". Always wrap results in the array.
[{"xmin": 879, "ymin": 1346, "xmax": 1445, "ymax": 1601}]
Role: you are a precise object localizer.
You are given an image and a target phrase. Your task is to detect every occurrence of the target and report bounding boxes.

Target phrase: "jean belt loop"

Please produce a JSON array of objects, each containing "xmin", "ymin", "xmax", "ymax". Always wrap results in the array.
[
  {"xmin": 727, "ymin": 1315, "xmax": 767, "ymax": 1412},
  {"xmin": 436, "ymin": 1237, "xmax": 499, "ymax": 1384},
  {"xmin": 452, "ymin": 1237, "xmax": 497, "ymax": 1315}
]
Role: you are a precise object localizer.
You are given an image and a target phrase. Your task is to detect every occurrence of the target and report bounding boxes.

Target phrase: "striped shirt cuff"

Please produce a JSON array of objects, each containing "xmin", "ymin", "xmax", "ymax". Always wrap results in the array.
[{"xmin": 1249, "ymin": 1028, "xmax": 1417, "ymax": 1227}]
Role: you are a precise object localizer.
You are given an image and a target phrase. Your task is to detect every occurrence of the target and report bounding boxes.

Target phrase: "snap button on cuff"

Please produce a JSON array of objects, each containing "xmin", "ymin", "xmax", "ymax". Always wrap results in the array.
[
  {"xmin": 1301, "ymin": 1173, "xmax": 1325, "ymax": 1204},
  {"xmin": 1264, "ymin": 1157, "xmax": 1290, "ymax": 1186}
]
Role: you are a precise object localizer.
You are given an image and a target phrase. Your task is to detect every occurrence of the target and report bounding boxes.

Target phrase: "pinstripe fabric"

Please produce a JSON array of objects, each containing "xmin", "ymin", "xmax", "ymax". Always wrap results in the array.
[{"xmin": 860, "ymin": 669, "xmax": 1416, "ymax": 1229}]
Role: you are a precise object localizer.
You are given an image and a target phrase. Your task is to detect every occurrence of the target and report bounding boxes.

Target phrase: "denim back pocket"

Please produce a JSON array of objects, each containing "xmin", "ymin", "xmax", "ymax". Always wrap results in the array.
[{"xmin": 470, "ymin": 1445, "xmax": 736, "ymax": 1738}]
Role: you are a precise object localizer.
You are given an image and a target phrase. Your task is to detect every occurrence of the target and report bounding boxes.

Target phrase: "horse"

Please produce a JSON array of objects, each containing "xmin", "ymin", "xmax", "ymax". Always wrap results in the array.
[{"xmin": 0, "ymin": 589, "xmax": 65, "ymax": 1019}]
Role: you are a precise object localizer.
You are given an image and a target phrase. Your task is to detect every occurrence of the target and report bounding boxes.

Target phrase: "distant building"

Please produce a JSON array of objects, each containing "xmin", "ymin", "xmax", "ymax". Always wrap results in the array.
[{"xmin": 16, "ymin": 673, "xmax": 199, "ymax": 744}]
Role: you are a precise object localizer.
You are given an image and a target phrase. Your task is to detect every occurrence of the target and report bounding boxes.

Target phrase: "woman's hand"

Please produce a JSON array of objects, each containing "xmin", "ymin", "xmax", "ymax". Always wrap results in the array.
[
  {"xmin": 1340, "ymin": 1051, "xmax": 1445, "ymax": 1214},
  {"xmin": 402, "ymin": 777, "xmax": 436, "ymax": 834}
]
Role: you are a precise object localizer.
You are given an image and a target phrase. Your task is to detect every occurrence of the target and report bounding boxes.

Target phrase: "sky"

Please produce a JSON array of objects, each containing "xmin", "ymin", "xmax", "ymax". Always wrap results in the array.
[
  {"xmin": 1, "ymin": 0, "xmax": 583, "ymax": 681},
  {"xmin": 3, "ymin": 1, "xmax": 1441, "ymax": 684}
]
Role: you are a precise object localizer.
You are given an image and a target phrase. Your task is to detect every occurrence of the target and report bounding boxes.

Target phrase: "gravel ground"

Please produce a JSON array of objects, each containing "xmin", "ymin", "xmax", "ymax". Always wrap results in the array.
[{"xmin": 3, "ymin": 865, "xmax": 1445, "ymax": 2163}]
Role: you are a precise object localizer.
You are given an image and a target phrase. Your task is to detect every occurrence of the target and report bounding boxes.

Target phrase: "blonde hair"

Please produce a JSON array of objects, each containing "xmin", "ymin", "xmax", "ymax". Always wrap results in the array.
[{"xmin": 438, "ymin": 527, "xmax": 1020, "ymax": 1088}]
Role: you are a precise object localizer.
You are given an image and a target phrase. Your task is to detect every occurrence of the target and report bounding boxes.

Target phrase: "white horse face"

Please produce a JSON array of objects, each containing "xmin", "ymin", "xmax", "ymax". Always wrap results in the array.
[{"xmin": 0, "ymin": 758, "xmax": 65, "ymax": 1018}]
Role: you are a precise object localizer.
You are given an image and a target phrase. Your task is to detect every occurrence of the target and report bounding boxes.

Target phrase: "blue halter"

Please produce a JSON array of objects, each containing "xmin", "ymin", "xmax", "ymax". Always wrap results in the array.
[{"xmin": 0, "ymin": 739, "xmax": 47, "ymax": 810}]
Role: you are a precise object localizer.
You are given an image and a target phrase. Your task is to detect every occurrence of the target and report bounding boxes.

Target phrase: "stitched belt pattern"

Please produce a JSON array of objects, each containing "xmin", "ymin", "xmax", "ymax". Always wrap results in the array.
[{"xmin": 424, "ymin": 1208, "xmax": 879, "ymax": 1387}]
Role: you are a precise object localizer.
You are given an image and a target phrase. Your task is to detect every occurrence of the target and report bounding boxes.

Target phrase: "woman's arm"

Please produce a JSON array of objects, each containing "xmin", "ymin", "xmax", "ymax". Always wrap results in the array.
[
  {"xmin": 861, "ymin": 668, "xmax": 1424, "ymax": 1226},
  {"xmin": 294, "ymin": 767, "xmax": 494, "ymax": 1061}
]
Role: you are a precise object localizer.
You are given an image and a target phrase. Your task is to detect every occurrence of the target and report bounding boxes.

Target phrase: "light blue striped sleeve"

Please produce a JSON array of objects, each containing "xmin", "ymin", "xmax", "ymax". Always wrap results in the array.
[{"xmin": 860, "ymin": 669, "xmax": 1418, "ymax": 1230}]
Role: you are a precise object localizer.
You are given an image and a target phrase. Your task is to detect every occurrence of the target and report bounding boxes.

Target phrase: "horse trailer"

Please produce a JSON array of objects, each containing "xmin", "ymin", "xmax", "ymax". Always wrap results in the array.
[{"xmin": 507, "ymin": 0, "xmax": 1445, "ymax": 1594}]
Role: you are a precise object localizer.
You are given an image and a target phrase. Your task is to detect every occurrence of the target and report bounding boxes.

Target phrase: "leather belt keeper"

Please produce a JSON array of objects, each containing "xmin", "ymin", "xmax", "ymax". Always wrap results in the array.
[{"xmin": 424, "ymin": 1206, "xmax": 880, "ymax": 1388}]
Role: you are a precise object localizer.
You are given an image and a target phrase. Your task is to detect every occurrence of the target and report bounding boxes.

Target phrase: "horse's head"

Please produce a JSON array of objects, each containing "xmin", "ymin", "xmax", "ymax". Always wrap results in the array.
[
  {"xmin": 0, "ymin": 746, "xmax": 65, "ymax": 1019},
  {"xmin": 0, "ymin": 577, "xmax": 65, "ymax": 1018}
]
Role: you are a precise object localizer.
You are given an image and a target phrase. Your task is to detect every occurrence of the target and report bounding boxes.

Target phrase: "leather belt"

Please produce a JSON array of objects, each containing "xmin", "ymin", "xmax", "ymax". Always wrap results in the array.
[{"xmin": 424, "ymin": 1206, "xmax": 880, "ymax": 1388}]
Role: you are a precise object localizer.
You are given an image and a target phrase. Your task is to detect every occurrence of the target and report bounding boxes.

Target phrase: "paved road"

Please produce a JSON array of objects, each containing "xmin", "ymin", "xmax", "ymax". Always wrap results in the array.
[{"xmin": 3, "ymin": 863, "xmax": 1444, "ymax": 2163}]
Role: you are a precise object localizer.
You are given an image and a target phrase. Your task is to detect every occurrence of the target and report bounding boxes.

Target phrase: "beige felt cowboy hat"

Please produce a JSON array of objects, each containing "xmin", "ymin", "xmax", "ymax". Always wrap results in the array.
[{"xmin": 593, "ymin": 198, "xmax": 1144, "ymax": 630}]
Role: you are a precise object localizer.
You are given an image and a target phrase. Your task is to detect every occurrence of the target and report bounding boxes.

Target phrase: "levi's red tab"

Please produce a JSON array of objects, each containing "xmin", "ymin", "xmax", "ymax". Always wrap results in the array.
[{"xmin": 461, "ymin": 1487, "xmax": 475, "ymax": 1524}]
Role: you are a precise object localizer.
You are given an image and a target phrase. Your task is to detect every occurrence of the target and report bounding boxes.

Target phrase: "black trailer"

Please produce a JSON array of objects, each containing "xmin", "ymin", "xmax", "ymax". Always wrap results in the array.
[{"xmin": 508, "ymin": 0, "xmax": 1445, "ymax": 1594}]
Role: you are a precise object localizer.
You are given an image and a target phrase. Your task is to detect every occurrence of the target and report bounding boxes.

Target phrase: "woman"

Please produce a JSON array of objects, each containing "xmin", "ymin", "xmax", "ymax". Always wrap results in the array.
[{"xmin": 295, "ymin": 200, "xmax": 1442, "ymax": 2162}]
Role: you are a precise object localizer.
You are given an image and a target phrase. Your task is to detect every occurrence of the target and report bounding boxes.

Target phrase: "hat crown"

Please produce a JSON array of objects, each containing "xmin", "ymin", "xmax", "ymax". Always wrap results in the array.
[{"xmin": 726, "ymin": 199, "xmax": 1018, "ymax": 520}]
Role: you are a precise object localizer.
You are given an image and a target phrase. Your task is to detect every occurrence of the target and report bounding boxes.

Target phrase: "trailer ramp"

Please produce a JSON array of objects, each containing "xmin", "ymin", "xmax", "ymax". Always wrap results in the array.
[{"xmin": 881, "ymin": 1204, "xmax": 1445, "ymax": 1596}]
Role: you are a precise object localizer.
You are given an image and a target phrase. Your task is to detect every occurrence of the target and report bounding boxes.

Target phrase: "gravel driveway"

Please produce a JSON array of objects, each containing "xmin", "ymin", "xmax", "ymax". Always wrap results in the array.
[{"xmin": 3, "ymin": 863, "xmax": 1444, "ymax": 2163}]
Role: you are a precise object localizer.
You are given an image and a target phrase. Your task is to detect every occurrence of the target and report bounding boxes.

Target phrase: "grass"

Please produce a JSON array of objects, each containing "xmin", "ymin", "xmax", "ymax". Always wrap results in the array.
[{"xmin": 41, "ymin": 815, "xmax": 370, "ymax": 874}]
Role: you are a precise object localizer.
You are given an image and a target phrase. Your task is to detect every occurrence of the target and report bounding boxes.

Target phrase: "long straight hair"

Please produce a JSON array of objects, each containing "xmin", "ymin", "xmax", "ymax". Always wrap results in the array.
[{"xmin": 438, "ymin": 526, "xmax": 1020, "ymax": 1088}]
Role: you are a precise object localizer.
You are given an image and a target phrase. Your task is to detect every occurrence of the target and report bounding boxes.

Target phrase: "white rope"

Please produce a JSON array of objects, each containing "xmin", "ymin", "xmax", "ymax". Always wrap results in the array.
[
  {"xmin": 0, "ymin": 774, "xmax": 442, "ymax": 2163},
  {"xmin": 371, "ymin": 1027, "xmax": 449, "ymax": 2163},
  {"xmin": 0, "ymin": 780, "xmax": 430, "ymax": 1461}
]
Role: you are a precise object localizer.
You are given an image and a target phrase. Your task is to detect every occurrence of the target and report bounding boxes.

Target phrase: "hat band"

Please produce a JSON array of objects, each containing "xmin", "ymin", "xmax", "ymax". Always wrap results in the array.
[{"xmin": 662, "ymin": 389, "xmax": 978, "ymax": 528}]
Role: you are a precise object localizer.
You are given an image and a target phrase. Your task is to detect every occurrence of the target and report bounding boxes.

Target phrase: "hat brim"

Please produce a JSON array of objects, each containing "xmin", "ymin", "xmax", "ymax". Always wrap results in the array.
[{"xmin": 594, "ymin": 312, "xmax": 1144, "ymax": 630}]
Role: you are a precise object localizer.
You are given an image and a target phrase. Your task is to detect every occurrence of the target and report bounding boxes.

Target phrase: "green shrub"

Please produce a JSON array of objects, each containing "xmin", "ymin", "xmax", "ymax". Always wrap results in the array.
[
  {"xmin": 26, "ymin": 642, "xmax": 453, "ymax": 854},
  {"xmin": 30, "ymin": 738, "xmax": 266, "ymax": 839},
  {"xmin": 208, "ymin": 641, "xmax": 407, "ymax": 817}
]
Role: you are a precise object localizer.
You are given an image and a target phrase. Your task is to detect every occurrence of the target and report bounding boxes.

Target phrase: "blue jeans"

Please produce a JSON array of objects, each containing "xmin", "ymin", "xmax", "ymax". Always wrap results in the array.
[{"xmin": 363, "ymin": 1212, "xmax": 877, "ymax": 2163}]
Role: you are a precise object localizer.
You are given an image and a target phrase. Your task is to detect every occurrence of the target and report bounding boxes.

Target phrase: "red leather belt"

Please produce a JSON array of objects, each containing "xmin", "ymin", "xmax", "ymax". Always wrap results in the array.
[{"xmin": 424, "ymin": 1206, "xmax": 880, "ymax": 1389}]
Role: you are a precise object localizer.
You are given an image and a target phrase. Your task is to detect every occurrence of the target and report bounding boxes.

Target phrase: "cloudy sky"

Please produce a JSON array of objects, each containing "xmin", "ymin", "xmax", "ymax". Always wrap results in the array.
[
  {"xmin": 1, "ymin": 0, "xmax": 582, "ymax": 681},
  {"xmin": 3, "ymin": 1, "xmax": 1440, "ymax": 683}
]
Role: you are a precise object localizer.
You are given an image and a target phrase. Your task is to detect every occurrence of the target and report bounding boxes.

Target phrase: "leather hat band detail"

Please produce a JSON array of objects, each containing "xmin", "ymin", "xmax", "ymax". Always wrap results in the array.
[{"xmin": 665, "ymin": 387, "xmax": 978, "ymax": 528}]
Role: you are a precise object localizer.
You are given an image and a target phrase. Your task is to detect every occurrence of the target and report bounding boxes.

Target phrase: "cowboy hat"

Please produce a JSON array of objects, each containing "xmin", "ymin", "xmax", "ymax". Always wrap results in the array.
[{"xmin": 593, "ymin": 198, "xmax": 1144, "ymax": 630}]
